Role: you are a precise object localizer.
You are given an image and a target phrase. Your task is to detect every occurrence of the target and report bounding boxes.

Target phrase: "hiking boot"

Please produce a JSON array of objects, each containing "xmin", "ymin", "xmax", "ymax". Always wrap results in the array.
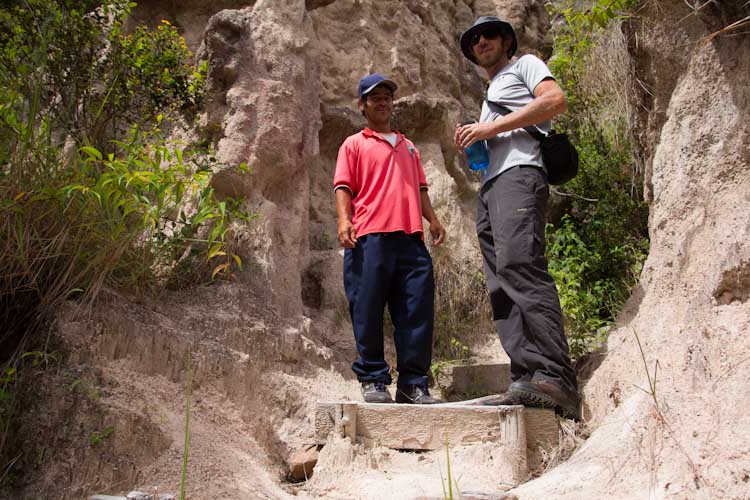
[
  {"xmin": 480, "ymin": 392, "xmax": 522, "ymax": 406},
  {"xmin": 395, "ymin": 385, "xmax": 443, "ymax": 404},
  {"xmin": 361, "ymin": 382, "xmax": 393, "ymax": 403},
  {"xmin": 507, "ymin": 380, "xmax": 581, "ymax": 421}
]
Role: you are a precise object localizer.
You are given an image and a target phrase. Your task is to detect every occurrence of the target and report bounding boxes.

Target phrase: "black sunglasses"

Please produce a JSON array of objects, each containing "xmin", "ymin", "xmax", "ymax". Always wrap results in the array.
[{"xmin": 470, "ymin": 29, "xmax": 503, "ymax": 46}]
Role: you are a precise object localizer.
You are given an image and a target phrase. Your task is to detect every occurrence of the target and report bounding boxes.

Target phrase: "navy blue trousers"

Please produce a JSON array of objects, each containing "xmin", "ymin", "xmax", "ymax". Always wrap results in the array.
[{"xmin": 343, "ymin": 232, "xmax": 435, "ymax": 388}]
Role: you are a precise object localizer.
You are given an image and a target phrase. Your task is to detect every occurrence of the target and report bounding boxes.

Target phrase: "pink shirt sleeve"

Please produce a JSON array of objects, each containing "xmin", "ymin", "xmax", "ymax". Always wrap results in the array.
[
  {"xmin": 414, "ymin": 145, "xmax": 428, "ymax": 189},
  {"xmin": 333, "ymin": 138, "xmax": 355, "ymax": 192}
]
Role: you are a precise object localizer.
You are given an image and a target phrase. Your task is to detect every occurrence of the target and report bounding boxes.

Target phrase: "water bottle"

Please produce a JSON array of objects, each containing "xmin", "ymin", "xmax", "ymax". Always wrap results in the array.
[{"xmin": 462, "ymin": 121, "xmax": 489, "ymax": 171}]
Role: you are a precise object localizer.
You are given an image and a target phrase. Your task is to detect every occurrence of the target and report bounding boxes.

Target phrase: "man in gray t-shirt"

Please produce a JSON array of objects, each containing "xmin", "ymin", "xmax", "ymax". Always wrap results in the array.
[
  {"xmin": 479, "ymin": 54, "xmax": 553, "ymax": 184},
  {"xmin": 455, "ymin": 16, "xmax": 580, "ymax": 420}
]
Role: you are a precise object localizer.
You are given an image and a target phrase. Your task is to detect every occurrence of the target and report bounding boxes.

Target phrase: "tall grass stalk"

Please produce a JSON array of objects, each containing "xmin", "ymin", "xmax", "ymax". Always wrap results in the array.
[
  {"xmin": 630, "ymin": 328, "xmax": 705, "ymax": 487},
  {"xmin": 631, "ymin": 327, "xmax": 659, "ymax": 406},
  {"xmin": 180, "ymin": 351, "xmax": 192, "ymax": 500},
  {"xmin": 439, "ymin": 433, "xmax": 460, "ymax": 500}
]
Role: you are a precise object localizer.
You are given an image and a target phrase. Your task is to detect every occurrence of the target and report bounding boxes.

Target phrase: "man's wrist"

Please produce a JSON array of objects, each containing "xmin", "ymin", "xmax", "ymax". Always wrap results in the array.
[{"xmin": 490, "ymin": 118, "xmax": 506, "ymax": 136}]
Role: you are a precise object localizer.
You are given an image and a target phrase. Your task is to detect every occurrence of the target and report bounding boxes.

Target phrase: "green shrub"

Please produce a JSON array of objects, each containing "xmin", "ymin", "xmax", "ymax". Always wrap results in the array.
[
  {"xmin": 0, "ymin": 0, "xmax": 248, "ymax": 478},
  {"xmin": 0, "ymin": 0, "xmax": 246, "ymax": 352},
  {"xmin": 545, "ymin": 0, "xmax": 649, "ymax": 358},
  {"xmin": 0, "ymin": 0, "xmax": 206, "ymax": 152}
]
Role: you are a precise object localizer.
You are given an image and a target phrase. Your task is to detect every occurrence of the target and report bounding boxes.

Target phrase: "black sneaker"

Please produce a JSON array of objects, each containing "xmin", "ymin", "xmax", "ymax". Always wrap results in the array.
[
  {"xmin": 361, "ymin": 382, "xmax": 393, "ymax": 403},
  {"xmin": 395, "ymin": 385, "xmax": 443, "ymax": 404}
]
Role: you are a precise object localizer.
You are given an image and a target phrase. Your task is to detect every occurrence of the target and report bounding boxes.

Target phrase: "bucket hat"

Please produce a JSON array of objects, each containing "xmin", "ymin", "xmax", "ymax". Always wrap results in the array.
[{"xmin": 460, "ymin": 16, "xmax": 517, "ymax": 63}]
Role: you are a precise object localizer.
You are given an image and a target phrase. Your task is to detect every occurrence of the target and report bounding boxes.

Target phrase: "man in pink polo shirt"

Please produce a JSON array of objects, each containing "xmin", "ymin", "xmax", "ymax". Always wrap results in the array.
[{"xmin": 334, "ymin": 73, "xmax": 446, "ymax": 404}]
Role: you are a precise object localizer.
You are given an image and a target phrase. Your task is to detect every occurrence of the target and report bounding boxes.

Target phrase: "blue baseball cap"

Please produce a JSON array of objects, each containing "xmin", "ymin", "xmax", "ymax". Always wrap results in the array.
[{"xmin": 357, "ymin": 73, "xmax": 398, "ymax": 98}]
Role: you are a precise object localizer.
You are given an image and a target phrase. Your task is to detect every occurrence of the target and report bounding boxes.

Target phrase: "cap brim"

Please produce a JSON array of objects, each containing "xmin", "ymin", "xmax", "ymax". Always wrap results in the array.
[
  {"xmin": 460, "ymin": 20, "xmax": 514, "ymax": 63},
  {"xmin": 362, "ymin": 79, "xmax": 398, "ymax": 96}
]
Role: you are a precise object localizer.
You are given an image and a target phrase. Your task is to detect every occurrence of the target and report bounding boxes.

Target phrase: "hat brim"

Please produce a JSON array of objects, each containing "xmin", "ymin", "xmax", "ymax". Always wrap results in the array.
[
  {"xmin": 460, "ymin": 20, "xmax": 516, "ymax": 64},
  {"xmin": 361, "ymin": 79, "xmax": 398, "ymax": 96}
]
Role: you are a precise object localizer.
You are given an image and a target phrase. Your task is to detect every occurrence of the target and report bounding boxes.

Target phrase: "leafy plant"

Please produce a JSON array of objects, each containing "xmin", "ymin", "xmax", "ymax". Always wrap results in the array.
[
  {"xmin": 0, "ymin": 0, "xmax": 249, "ymax": 477},
  {"xmin": 0, "ymin": 0, "xmax": 206, "ymax": 153},
  {"xmin": 64, "ymin": 130, "xmax": 249, "ymax": 292},
  {"xmin": 0, "ymin": 0, "xmax": 247, "ymax": 351},
  {"xmin": 544, "ymin": 0, "xmax": 649, "ymax": 358}
]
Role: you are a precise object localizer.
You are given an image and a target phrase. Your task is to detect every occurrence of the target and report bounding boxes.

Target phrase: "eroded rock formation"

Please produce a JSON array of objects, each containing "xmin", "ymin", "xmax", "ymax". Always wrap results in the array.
[{"xmin": 9, "ymin": 0, "xmax": 750, "ymax": 499}]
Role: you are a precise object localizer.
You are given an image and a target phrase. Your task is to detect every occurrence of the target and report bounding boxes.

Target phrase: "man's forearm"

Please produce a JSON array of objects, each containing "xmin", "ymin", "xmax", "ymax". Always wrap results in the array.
[
  {"xmin": 420, "ymin": 189, "xmax": 438, "ymax": 223},
  {"xmin": 489, "ymin": 91, "xmax": 566, "ymax": 135},
  {"xmin": 335, "ymin": 187, "xmax": 353, "ymax": 222}
]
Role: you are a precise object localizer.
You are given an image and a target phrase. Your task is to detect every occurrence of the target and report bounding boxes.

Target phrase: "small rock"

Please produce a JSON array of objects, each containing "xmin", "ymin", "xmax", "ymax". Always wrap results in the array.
[
  {"xmin": 89, "ymin": 495, "xmax": 126, "ymax": 500},
  {"xmin": 289, "ymin": 444, "xmax": 320, "ymax": 481}
]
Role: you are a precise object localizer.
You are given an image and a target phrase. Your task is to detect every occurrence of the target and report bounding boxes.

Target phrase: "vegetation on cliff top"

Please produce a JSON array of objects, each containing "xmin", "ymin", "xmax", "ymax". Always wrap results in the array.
[
  {"xmin": 545, "ymin": 0, "xmax": 648, "ymax": 358},
  {"xmin": 0, "ymin": 0, "xmax": 245, "ymax": 475}
]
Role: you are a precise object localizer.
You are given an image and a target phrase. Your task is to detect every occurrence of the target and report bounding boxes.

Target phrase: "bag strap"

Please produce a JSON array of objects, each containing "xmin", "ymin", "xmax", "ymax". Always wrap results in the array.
[{"xmin": 485, "ymin": 100, "xmax": 548, "ymax": 142}]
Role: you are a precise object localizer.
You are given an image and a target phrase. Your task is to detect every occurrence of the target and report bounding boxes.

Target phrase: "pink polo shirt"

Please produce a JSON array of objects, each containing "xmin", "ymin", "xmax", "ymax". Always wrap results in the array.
[{"xmin": 334, "ymin": 128, "xmax": 428, "ymax": 238}]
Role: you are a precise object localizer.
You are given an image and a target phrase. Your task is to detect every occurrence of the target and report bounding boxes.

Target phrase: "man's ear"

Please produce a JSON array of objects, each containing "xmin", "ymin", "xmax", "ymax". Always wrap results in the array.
[
  {"xmin": 358, "ymin": 98, "xmax": 367, "ymax": 118},
  {"xmin": 503, "ymin": 36, "xmax": 514, "ymax": 58}
]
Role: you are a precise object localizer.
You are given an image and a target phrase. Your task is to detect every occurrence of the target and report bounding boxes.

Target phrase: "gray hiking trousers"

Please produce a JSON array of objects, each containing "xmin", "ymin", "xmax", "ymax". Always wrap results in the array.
[{"xmin": 477, "ymin": 165, "xmax": 577, "ymax": 394}]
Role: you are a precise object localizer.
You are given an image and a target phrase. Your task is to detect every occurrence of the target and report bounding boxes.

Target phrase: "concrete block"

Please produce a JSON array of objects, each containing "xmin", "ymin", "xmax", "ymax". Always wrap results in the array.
[{"xmin": 436, "ymin": 363, "xmax": 512, "ymax": 400}]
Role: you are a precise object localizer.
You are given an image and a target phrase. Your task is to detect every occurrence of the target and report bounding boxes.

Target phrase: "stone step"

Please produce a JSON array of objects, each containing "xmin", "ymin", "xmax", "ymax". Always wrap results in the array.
[
  {"xmin": 315, "ymin": 401, "xmax": 528, "ymax": 483},
  {"xmin": 435, "ymin": 362, "xmax": 512, "ymax": 401},
  {"xmin": 314, "ymin": 400, "xmax": 558, "ymax": 476}
]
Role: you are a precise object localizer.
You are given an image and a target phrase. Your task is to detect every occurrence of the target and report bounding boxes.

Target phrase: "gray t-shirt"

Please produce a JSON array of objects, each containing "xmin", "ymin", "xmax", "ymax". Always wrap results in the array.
[{"xmin": 479, "ymin": 54, "xmax": 554, "ymax": 186}]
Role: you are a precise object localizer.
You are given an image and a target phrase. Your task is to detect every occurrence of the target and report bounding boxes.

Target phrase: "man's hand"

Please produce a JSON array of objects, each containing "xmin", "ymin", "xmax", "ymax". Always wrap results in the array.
[
  {"xmin": 455, "ymin": 122, "xmax": 497, "ymax": 149},
  {"xmin": 429, "ymin": 219, "xmax": 446, "ymax": 247},
  {"xmin": 338, "ymin": 219, "xmax": 357, "ymax": 248}
]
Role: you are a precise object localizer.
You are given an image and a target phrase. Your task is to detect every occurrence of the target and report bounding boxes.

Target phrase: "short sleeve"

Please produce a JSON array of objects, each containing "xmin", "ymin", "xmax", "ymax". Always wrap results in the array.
[
  {"xmin": 333, "ymin": 137, "xmax": 356, "ymax": 193},
  {"xmin": 414, "ymin": 146, "xmax": 428, "ymax": 188},
  {"xmin": 517, "ymin": 55, "xmax": 554, "ymax": 95}
]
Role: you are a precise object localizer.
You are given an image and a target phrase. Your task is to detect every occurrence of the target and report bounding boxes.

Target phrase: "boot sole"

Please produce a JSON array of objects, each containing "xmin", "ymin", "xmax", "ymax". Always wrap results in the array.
[
  {"xmin": 510, "ymin": 388, "xmax": 581, "ymax": 421},
  {"xmin": 480, "ymin": 393, "xmax": 522, "ymax": 406},
  {"xmin": 395, "ymin": 399, "xmax": 442, "ymax": 404},
  {"xmin": 363, "ymin": 396, "xmax": 394, "ymax": 403},
  {"xmin": 395, "ymin": 392, "xmax": 442, "ymax": 404}
]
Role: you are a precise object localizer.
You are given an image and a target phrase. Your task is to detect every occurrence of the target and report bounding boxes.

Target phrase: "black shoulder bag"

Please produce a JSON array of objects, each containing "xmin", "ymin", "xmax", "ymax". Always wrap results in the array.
[{"xmin": 486, "ymin": 100, "xmax": 579, "ymax": 185}]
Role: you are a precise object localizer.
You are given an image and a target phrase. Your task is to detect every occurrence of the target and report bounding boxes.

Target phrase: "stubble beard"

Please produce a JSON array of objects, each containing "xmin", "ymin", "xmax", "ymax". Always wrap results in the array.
[{"xmin": 477, "ymin": 47, "xmax": 505, "ymax": 70}]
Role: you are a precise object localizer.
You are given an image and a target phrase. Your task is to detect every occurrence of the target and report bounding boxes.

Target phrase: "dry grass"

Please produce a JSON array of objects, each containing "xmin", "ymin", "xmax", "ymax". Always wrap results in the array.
[
  {"xmin": 631, "ymin": 328, "xmax": 707, "ymax": 490},
  {"xmin": 532, "ymin": 418, "xmax": 589, "ymax": 476},
  {"xmin": 431, "ymin": 253, "xmax": 492, "ymax": 361},
  {"xmin": 703, "ymin": 15, "xmax": 750, "ymax": 42},
  {"xmin": 582, "ymin": 22, "xmax": 633, "ymax": 140}
]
